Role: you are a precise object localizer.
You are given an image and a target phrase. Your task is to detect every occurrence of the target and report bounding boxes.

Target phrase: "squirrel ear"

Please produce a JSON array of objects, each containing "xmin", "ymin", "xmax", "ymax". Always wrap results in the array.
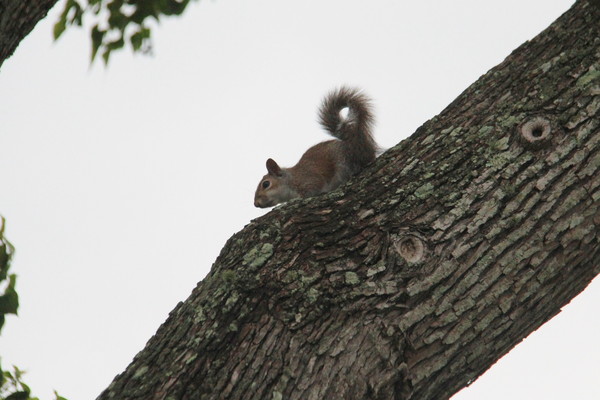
[{"xmin": 266, "ymin": 158, "xmax": 282, "ymax": 176}]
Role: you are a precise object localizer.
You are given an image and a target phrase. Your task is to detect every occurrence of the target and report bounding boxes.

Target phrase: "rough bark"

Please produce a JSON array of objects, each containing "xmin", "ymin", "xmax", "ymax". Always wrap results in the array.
[
  {"xmin": 0, "ymin": 0, "xmax": 58, "ymax": 69},
  {"xmin": 98, "ymin": 1, "xmax": 600, "ymax": 399}
]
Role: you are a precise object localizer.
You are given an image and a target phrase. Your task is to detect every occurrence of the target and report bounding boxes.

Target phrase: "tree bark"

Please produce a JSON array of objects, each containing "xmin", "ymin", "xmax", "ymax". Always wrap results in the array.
[
  {"xmin": 98, "ymin": 1, "xmax": 600, "ymax": 399},
  {"xmin": 0, "ymin": 0, "xmax": 58, "ymax": 68}
]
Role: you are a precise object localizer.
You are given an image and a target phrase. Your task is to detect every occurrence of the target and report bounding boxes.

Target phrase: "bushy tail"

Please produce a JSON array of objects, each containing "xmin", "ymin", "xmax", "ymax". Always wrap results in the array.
[{"xmin": 318, "ymin": 87, "xmax": 376, "ymax": 172}]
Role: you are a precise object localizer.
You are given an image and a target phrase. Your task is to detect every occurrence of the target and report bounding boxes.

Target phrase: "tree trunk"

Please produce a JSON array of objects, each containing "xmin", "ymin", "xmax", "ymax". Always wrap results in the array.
[
  {"xmin": 0, "ymin": 0, "xmax": 58, "ymax": 68},
  {"xmin": 98, "ymin": 1, "xmax": 600, "ymax": 399}
]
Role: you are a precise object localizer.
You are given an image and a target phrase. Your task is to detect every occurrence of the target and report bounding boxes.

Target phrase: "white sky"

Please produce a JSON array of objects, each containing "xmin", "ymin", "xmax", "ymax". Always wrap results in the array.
[{"xmin": 1, "ymin": 0, "xmax": 598, "ymax": 399}]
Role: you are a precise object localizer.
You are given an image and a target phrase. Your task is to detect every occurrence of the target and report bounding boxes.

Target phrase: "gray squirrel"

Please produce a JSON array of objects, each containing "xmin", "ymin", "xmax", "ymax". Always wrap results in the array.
[{"xmin": 254, "ymin": 87, "xmax": 377, "ymax": 208}]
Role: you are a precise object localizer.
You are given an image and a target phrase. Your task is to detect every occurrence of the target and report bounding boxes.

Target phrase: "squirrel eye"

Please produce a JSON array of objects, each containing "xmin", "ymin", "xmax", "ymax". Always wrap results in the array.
[{"xmin": 262, "ymin": 180, "xmax": 271, "ymax": 189}]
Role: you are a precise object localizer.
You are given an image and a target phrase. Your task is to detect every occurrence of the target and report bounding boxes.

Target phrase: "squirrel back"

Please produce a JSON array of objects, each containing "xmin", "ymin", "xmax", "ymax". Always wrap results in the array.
[{"xmin": 254, "ymin": 87, "xmax": 377, "ymax": 208}]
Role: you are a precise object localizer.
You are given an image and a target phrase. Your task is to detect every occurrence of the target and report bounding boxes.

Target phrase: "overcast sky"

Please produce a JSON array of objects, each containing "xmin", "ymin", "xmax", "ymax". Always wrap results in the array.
[{"xmin": 1, "ymin": 0, "xmax": 598, "ymax": 399}]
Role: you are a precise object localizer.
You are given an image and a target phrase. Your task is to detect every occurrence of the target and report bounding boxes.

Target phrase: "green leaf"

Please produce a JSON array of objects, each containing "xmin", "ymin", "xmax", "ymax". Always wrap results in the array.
[
  {"xmin": 108, "ymin": 13, "xmax": 129, "ymax": 31},
  {"xmin": 52, "ymin": 0, "xmax": 73, "ymax": 40},
  {"xmin": 130, "ymin": 27, "xmax": 151, "ymax": 52},
  {"xmin": 69, "ymin": 2, "xmax": 84, "ymax": 26},
  {"xmin": 107, "ymin": 37, "xmax": 125, "ymax": 51},
  {"xmin": 54, "ymin": 390, "xmax": 69, "ymax": 400},
  {"xmin": 0, "ymin": 274, "xmax": 19, "ymax": 315},
  {"xmin": 0, "ymin": 217, "xmax": 15, "ymax": 283},
  {"xmin": 159, "ymin": 0, "xmax": 190, "ymax": 16},
  {"xmin": 0, "ymin": 243, "xmax": 9, "ymax": 282},
  {"xmin": 90, "ymin": 25, "xmax": 106, "ymax": 62},
  {"xmin": 102, "ymin": 48, "xmax": 111, "ymax": 65},
  {"xmin": 5, "ymin": 392, "xmax": 29, "ymax": 400},
  {"xmin": 20, "ymin": 381, "xmax": 31, "ymax": 394},
  {"xmin": 3, "ymin": 369, "xmax": 14, "ymax": 381},
  {"xmin": 130, "ymin": 34, "xmax": 142, "ymax": 52},
  {"xmin": 53, "ymin": 19, "xmax": 67, "ymax": 40}
]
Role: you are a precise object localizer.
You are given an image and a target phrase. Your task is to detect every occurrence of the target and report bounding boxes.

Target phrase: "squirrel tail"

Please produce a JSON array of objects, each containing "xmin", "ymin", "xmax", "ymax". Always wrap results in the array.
[{"xmin": 318, "ymin": 87, "xmax": 377, "ymax": 170}]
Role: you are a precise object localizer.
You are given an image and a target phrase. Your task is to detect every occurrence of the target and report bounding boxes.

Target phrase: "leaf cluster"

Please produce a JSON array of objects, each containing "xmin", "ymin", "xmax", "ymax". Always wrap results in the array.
[
  {"xmin": 1, "ymin": 366, "xmax": 32, "ymax": 400},
  {"xmin": 0, "ymin": 218, "xmax": 68, "ymax": 400},
  {"xmin": 0, "ymin": 217, "xmax": 17, "ymax": 335},
  {"xmin": 53, "ymin": 0, "xmax": 196, "ymax": 65},
  {"xmin": 1, "ymin": 365, "xmax": 68, "ymax": 400}
]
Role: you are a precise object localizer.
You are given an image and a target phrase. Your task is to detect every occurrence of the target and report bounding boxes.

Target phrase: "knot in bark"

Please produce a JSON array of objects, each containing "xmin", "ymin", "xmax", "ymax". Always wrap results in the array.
[{"xmin": 519, "ymin": 116, "xmax": 553, "ymax": 148}]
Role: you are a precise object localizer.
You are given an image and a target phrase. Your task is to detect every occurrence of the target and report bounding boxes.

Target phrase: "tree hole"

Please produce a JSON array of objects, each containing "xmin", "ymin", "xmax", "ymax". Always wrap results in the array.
[
  {"xmin": 520, "ymin": 117, "xmax": 552, "ymax": 143},
  {"xmin": 531, "ymin": 126, "xmax": 544, "ymax": 138}
]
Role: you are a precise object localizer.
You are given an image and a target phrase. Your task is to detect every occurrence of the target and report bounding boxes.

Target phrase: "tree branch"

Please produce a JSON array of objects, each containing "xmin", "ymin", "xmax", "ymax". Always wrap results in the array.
[
  {"xmin": 0, "ymin": 0, "xmax": 59, "ymax": 68},
  {"xmin": 93, "ymin": 1, "xmax": 600, "ymax": 399}
]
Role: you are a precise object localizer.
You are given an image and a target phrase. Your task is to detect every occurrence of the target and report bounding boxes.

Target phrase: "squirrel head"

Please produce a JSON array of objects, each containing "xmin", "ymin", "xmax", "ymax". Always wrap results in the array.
[{"xmin": 254, "ymin": 158, "xmax": 296, "ymax": 208}]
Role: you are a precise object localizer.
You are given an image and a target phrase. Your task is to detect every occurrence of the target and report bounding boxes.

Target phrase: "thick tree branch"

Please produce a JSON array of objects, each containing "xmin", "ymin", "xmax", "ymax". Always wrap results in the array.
[
  {"xmin": 0, "ymin": 0, "xmax": 58, "ymax": 68},
  {"xmin": 97, "ymin": 1, "xmax": 600, "ymax": 399}
]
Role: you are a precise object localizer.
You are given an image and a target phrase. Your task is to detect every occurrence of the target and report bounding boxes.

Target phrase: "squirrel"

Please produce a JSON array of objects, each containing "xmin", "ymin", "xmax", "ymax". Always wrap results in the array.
[{"xmin": 254, "ymin": 87, "xmax": 377, "ymax": 208}]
